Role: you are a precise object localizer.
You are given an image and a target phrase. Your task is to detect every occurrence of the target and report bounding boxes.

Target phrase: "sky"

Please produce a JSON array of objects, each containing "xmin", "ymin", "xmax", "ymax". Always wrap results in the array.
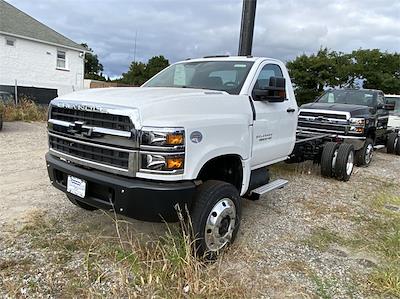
[{"xmin": 7, "ymin": 0, "xmax": 400, "ymax": 78}]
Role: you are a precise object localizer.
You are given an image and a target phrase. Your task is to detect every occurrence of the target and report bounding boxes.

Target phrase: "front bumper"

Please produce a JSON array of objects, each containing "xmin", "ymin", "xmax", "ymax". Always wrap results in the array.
[{"xmin": 46, "ymin": 153, "xmax": 196, "ymax": 222}]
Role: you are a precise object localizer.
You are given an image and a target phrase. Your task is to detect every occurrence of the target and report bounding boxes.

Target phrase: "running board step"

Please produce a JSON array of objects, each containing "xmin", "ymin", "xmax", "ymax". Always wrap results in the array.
[
  {"xmin": 251, "ymin": 179, "xmax": 288, "ymax": 195},
  {"xmin": 374, "ymin": 145, "xmax": 385, "ymax": 150}
]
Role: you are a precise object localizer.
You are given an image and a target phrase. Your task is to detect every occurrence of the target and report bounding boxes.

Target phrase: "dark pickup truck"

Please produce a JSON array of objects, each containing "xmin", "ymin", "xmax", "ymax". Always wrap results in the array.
[{"xmin": 298, "ymin": 89, "xmax": 391, "ymax": 166}]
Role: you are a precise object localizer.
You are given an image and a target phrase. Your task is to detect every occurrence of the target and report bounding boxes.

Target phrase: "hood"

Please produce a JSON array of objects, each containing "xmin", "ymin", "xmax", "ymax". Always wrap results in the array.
[
  {"xmin": 51, "ymin": 87, "xmax": 252, "ymax": 128},
  {"xmin": 301, "ymin": 102, "xmax": 371, "ymax": 116}
]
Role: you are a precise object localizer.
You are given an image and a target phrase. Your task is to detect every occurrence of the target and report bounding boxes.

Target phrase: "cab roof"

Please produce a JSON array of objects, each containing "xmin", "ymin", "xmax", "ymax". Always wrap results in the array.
[{"xmin": 177, "ymin": 56, "xmax": 281, "ymax": 64}]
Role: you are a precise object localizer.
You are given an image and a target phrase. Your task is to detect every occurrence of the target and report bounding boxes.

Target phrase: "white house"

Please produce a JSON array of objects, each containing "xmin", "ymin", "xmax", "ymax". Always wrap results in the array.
[{"xmin": 0, "ymin": 0, "xmax": 87, "ymax": 103}]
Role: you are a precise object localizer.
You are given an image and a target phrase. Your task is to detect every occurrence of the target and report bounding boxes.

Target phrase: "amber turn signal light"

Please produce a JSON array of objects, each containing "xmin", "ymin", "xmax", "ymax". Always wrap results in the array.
[
  {"xmin": 166, "ymin": 157, "xmax": 184, "ymax": 169},
  {"xmin": 166, "ymin": 134, "xmax": 184, "ymax": 145}
]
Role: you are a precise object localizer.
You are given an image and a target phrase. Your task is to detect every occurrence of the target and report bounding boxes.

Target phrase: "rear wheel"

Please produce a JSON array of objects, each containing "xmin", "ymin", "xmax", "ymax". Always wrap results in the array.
[
  {"xmin": 321, "ymin": 142, "xmax": 339, "ymax": 177},
  {"xmin": 396, "ymin": 135, "xmax": 400, "ymax": 155},
  {"xmin": 190, "ymin": 180, "xmax": 241, "ymax": 259},
  {"xmin": 387, "ymin": 133, "xmax": 398, "ymax": 154},
  {"xmin": 66, "ymin": 195, "xmax": 98, "ymax": 211},
  {"xmin": 334, "ymin": 144, "xmax": 355, "ymax": 181},
  {"xmin": 355, "ymin": 138, "xmax": 374, "ymax": 166}
]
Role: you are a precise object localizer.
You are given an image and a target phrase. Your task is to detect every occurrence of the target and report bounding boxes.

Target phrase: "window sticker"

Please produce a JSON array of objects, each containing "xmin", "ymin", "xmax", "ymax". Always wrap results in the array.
[
  {"xmin": 174, "ymin": 64, "xmax": 186, "ymax": 85},
  {"xmin": 234, "ymin": 64, "xmax": 247, "ymax": 68}
]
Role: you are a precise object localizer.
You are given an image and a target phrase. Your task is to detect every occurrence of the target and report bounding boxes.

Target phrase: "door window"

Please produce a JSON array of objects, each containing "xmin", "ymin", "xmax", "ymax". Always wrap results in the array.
[
  {"xmin": 377, "ymin": 93, "xmax": 385, "ymax": 108},
  {"xmin": 254, "ymin": 64, "xmax": 283, "ymax": 90}
]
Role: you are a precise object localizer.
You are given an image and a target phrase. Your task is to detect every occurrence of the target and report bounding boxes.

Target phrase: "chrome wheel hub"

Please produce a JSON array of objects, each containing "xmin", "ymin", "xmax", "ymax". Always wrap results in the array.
[
  {"xmin": 346, "ymin": 151, "xmax": 354, "ymax": 175},
  {"xmin": 205, "ymin": 198, "xmax": 236, "ymax": 252},
  {"xmin": 365, "ymin": 144, "xmax": 373, "ymax": 164}
]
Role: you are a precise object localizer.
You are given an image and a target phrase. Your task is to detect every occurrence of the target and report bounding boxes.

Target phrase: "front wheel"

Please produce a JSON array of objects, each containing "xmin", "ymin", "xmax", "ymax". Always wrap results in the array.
[
  {"xmin": 355, "ymin": 138, "xmax": 374, "ymax": 166},
  {"xmin": 190, "ymin": 180, "xmax": 241, "ymax": 259}
]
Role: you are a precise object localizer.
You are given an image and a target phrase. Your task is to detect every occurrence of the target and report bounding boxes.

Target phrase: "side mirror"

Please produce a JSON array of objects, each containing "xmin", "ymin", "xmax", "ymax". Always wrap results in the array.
[
  {"xmin": 253, "ymin": 77, "xmax": 286, "ymax": 102},
  {"xmin": 384, "ymin": 103, "xmax": 395, "ymax": 111}
]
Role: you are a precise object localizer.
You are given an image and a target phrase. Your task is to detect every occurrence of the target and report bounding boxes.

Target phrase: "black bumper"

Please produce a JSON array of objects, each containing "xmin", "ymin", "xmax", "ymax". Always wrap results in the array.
[{"xmin": 46, "ymin": 153, "xmax": 196, "ymax": 222}]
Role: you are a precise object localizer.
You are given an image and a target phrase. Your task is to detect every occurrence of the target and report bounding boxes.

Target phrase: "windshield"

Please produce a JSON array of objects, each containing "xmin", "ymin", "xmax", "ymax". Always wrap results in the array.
[
  {"xmin": 316, "ymin": 90, "xmax": 376, "ymax": 107},
  {"xmin": 143, "ymin": 61, "xmax": 254, "ymax": 95},
  {"xmin": 386, "ymin": 97, "xmax": 400, "ymax": 116}
]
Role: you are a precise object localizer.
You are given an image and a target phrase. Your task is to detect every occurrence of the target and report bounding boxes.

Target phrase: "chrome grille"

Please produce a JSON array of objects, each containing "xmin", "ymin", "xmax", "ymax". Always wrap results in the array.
[
  {"xmin": 48, "ymin": 103, "xmax": 138, "ymax": 176},
  {"xmin": 51, "ymin": 106, "xmax": 134, "ymax": 131},
  {"xmin": 49, "ymin": 135, "xmax": 129, "ymax": 168},
  {"xmin": 298, "ymin": 110, "xmax": 350, "ymax": 134}
]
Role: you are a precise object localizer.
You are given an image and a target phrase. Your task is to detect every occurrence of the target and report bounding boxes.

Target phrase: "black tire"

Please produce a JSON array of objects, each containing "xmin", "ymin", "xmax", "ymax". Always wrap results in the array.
[
  {"xmin": 355, "ymin": 138, "xmax": 374, "ymax": 166},
  {"xmin": 0, "ymin": 114, "xmax": 3, "ymax": 131},
  {"xmin": 190, "ymin": 180, "xmax": 241, "ymax": 259},
  {"xmin": 396, "ymin": 135, "xmax": 400, "ymax": 156},
  {"xmin": 321, "ymin": 142, "xmax": 339, "ymax": 177},
  {"xmin": 334, "ymin": 143, "xmax": 355, "ymax": 182},
  {"xmin": 387, "ymin": 133, "xmax": 398, "ymax": 154},
  {"xmin": 66, "ymin": 194, "xmax": 98, "ymax": 211}
]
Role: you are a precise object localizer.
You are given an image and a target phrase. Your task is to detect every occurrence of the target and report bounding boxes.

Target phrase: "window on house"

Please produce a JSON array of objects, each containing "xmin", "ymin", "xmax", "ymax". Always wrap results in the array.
[
  {"xmin": 57, "ymin": 50, "xmax": 66, "ymax": 69},
  {"xmin": 5, "ymin": 37, "xmax": 15, "ymax": 46}
]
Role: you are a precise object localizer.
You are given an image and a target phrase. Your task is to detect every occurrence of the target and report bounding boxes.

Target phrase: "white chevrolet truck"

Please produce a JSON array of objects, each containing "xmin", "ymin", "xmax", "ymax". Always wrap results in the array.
[{"xmin": 46, "ymin": 56, "xmax": 355, "ymax": 257}]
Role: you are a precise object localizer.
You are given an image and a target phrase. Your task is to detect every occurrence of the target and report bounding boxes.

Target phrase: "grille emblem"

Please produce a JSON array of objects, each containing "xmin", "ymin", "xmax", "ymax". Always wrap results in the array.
[{"xmin": 68, "ymin": 121, "xmax": 93, "ymax": 138}]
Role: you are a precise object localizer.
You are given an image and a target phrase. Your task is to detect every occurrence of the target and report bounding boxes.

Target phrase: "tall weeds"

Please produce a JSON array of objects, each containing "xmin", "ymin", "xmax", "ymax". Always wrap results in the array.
[{"xmin": 0, "ymin": 97, "xmax": 48, "ymax": 121}]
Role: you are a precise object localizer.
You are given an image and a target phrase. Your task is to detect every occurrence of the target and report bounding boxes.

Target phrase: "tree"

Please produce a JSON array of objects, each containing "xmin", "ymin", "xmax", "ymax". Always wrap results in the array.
[
  {"xmin": 120, "ymin": 62, "xmax": 147, "ymax": 86},
  {"xmin": 146, "ymin": 55, "xmax": 169, "ymax": 78},
  {"xmin": 81, "ymin": 43, "xmax": 106, "ymax": 81},
  {"xmin": 351, "ymin": 49, "xmax": 400, "ymax": 94},
  {"xmin": 287, "ymin": 48, "xmax": 351, "ymax": 105},
  {"xmin": 287, "ymin": 48, "xmax": 400, "ymax": 105},
  {"xmin": 120, "ymin": 55, "xmax": 170, "ymax": 86}
]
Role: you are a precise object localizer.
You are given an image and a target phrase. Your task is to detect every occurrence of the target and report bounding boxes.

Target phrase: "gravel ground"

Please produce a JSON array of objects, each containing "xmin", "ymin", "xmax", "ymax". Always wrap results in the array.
[{"xmin": 1, "ymin": 122, "xmax": 399, "ymax": 298}]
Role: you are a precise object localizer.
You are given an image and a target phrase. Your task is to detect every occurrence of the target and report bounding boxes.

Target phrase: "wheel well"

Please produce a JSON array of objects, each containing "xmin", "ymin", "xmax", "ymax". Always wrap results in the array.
[{"xmin": 197, "ymin": 155, "xmax": 243, "ymax": 191}]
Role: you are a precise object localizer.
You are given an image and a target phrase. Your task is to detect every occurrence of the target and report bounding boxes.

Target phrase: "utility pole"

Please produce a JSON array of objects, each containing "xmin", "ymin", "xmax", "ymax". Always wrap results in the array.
[
  {"xmin": 238, "ymin": 0, "xmax": 257, "ymax": 56},
  {"xmin": 133, "ymin": 30, "xmax": 138, "ymax": 63}
]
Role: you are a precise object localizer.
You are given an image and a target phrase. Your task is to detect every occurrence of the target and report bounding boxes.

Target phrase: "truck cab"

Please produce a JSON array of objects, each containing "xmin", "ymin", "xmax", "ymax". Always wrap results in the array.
[
  {"xmin": 385, "ymin": 94, "xmax": 400, "ymax": 129},
  {"xmin": 46, "ymin": 56, "xmax": 298, "ymax": 257},
  {"xmin": 298, "ymin": 89, "xmax": 390, "ymax": 166}
]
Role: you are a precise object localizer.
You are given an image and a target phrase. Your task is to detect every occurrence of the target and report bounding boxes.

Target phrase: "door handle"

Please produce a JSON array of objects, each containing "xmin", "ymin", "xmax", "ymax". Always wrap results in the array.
[{"xmin": 287, "ymin": 108, "xmax": 296, "ymax": 113}]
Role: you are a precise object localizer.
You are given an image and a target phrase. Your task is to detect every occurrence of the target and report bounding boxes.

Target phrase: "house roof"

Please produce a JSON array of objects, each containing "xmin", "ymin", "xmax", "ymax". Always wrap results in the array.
[{"xmin": 0, "ymin": 0, "xmax": 86, "ymax": 51}]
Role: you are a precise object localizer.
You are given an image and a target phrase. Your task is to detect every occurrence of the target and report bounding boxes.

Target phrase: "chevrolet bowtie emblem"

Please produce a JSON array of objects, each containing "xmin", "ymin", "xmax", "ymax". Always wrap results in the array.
[{"xmin": 68, "ymin": 121, "xmax": 93, "ymax": 137}]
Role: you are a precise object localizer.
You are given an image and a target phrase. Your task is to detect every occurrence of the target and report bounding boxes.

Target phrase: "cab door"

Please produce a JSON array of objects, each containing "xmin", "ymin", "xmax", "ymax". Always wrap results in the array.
[
  {"xmin": 376, "ymin": 92, "xmax": 389, "ymax": 139},
  {"xmin": 249, "ymin": 63, "xmax": 297, "ymax": 168}
]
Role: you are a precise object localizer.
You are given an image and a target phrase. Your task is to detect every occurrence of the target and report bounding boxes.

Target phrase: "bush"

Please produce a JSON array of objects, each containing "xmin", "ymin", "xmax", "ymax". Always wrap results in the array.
[{"xmin": 0, "ymin": 96, "xmax": 48, "ymax": 122}]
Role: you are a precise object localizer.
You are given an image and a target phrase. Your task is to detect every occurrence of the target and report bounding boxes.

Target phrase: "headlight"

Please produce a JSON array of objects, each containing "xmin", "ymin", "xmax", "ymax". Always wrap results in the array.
[
  {"xmin": 349, "ymin": 118, "xmax": 365, "ymax": 126},
  {"xmin": 140, "ymin": 153, "xmax": 184, "ymax": 172},
  {"xmin": 348, "ymin": 118, "xmax": 365, "ymax": 134},
  {"xmin": 139, "ymin": 127, "xmax": 185, "ymax": 174},
  {"xmin": 141, "ymin": 127, "xmax": 185, "ymax": 147}
]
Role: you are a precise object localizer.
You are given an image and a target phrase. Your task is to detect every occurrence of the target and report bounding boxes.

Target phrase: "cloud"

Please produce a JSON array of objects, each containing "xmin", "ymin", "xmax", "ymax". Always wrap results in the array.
[{"xmin": 7, "ymin": 0, "xmax": 400, "ymax": 77}]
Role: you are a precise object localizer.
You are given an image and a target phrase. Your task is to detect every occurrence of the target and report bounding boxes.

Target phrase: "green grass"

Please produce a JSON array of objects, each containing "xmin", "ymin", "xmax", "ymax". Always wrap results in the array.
[
  {"xmin": 305, "ymin": 193, "xmax": 400, "ymax": 297},
  {"xmin": 310, "ymin": 273, "xmax": 335, "ymax": 299},
  {"xmin": 305, "ymin": 228, "xmax": 343, "ymax": 251}
]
